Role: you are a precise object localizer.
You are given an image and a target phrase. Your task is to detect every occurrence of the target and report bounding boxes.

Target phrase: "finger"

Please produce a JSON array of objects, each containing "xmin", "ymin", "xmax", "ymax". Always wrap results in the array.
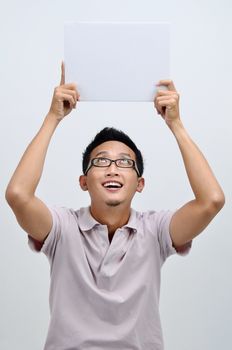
[
  {"xmin": 58, "ymin": 87, "xmax": 80, "ymax": 106},
  {"xmin": 157, "ymin": 95, "xmax": 177, "ymax": 104},
  {"xmin": 154, "ymin": 96, "xmax": 163, "ymax": 115},
  {"xmin": 154, "ymin": 104, "xmax": 162, "ymax": 115},
  {"xmin": 156, "ymin": 79, "xmax": 176, "ymax": 92},
  {"xmin": 60, "ymin": 61, "xmax": 65, "ymax": 85},
  {"xmin": 58, "ymin": 88, "xmax": 78, "ymax": 100},
  {"xmin": 156, "ymin": 93, "xmax": 179, "ymax": 108},
  {"xmin": 156, "ymin": 89, "xmax": 178, "ymax": 96},
  {"xmin": 154, "ymin": 90, "xmax": 172, "ymax": 112},
  {"xmin": 157, "ymin": 99, "xmax": 176, "ymax": 112},
  {"xmin": 156, "ymin": 94, "xmax": 179, "ymax": 102},
  {"xmin": 60, "ymin": 83, "xmax": 78, "ymax": 91},
  {"xmin": 62, "ymin": 90, "xmax": 78, "ymax": 107},
  {"xmin": 155, "ymin": 92, "xmax": 177, "ymax": 108},
  {"xmin": 57, "ymin": 93, "xmax": 76, "ymax": 108}
]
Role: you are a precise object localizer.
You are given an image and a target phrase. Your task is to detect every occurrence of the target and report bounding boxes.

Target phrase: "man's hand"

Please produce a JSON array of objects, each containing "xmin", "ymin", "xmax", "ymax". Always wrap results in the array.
[
  {"xmin": 49, "ymin": 62, "xmax": 80, "ymax": 121},
  {"xmin": 154, "ymin": 80, "xmax": 180, "ymax": 127}
]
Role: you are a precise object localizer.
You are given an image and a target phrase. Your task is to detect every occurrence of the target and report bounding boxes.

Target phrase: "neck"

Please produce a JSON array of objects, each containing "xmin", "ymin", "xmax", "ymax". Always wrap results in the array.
[{"xmin": 90, "ymin": 203, "xmax": 131, "ymax": 237}]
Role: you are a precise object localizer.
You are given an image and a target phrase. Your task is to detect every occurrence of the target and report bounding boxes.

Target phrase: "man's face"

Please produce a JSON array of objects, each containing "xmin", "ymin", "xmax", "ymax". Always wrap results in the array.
[{"xmin": 79, "ymin": 141, "xmax": 144, "ymax": 208}]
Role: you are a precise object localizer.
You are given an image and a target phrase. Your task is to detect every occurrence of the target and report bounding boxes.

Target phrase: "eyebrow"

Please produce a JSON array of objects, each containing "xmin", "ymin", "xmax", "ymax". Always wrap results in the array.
[{"xmin": 94, "ymin": 151, "xmax": 132, "ymax": 158}]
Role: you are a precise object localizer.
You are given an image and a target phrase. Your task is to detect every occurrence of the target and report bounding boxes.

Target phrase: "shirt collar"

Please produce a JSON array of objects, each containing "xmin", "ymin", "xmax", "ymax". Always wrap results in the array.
[
  {"xmin": 123, "ymin": 208, "xmax": 137, "ymax": 232},
  {"xmin": 78, "ymin": 207, "xmax": 100, "ymax": 231},
  {"xmin": 78, "ymin": 206, "xmax": 137, "ymax": 233}
]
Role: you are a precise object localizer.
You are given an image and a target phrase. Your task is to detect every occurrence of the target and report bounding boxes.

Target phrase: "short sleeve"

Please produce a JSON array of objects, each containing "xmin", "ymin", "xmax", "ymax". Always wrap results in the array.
[
  {"xmin": 28, "ymin": 206, "xmax": 65, "ymax": 260},
  {"xmin": 155, "ymin": 210, "xmax": 192, "ymax": 262}
]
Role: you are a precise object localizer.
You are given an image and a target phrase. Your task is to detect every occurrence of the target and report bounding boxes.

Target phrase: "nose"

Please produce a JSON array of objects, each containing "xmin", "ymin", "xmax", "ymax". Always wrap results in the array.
[{"xmin": 106, "ymin": 161, "xmax": 119, "ymax": 176}]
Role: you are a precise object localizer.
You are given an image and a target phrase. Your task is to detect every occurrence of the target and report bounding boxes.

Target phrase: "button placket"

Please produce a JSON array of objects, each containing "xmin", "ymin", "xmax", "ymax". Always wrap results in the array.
[{"xmin": 97, "ymin": 227, "xmax": 109, "ymax": 257}]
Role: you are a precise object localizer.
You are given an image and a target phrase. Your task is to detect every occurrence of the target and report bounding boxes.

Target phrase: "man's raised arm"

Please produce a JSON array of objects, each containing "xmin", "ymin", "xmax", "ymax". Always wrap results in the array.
[
  {"xmin": 154, "ymin": 80, "xmax": 225, "ymax": 250},
  {"xmin": 5, "ymin": 63, "xmax": 79, "ymax": 243}
]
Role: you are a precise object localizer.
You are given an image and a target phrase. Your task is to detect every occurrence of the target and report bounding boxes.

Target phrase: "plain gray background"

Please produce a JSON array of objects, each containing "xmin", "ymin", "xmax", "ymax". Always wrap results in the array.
[{"xmin": 1, "ymin": 1, "xmax": 231, "ymax": 349}]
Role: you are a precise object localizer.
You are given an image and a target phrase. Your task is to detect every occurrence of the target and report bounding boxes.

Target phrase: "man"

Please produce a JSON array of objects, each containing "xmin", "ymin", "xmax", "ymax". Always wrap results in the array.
[{"xmin": 5, "ymin": 64, "xmax": 225, "ymax": 350}]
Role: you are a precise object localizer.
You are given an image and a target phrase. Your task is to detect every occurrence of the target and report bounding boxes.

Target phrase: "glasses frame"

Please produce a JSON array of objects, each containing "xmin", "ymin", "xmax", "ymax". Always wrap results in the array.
[{"xmin": 85, "ymin": 157, "xmax": 140, "ymax": 177}]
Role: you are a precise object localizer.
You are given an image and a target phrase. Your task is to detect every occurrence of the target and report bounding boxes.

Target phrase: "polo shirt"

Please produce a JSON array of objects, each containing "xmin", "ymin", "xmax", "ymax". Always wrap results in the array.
[{"xmin": 28, "ymin": 206, "xmax": 192, "ymax": 350}]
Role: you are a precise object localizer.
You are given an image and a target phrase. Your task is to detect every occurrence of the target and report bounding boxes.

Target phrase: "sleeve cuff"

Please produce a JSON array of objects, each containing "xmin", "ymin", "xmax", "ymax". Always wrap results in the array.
[
  {"xmin": 27, "ymin": 205, "xmax": 57, "ymax": 254},
  {"xmin": 173, "ymin": 240, "xmax": 192, "ymax": 256}
]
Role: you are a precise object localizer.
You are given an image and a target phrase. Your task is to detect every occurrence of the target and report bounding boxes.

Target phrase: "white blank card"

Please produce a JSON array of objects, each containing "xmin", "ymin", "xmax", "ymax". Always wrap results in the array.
[{"xmin": 64, "ymin": 22, "xmax": 170, "ymax": 101}]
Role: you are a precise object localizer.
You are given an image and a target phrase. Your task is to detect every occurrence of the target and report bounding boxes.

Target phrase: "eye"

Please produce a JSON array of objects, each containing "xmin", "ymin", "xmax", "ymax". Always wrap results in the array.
[
  {"xmin": 117, "ymin": 159, "xmax": 133, "ymax": 167},
  {"xmin": 94, "ymin": 157, "xmax": 109, "ymax": 166}
]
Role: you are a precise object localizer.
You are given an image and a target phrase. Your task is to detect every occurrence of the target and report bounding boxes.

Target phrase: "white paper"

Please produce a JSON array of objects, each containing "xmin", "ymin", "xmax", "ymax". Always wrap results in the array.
[{"xmin": 64, "ymin": 22, "xmax": 170, "ymax": 101}]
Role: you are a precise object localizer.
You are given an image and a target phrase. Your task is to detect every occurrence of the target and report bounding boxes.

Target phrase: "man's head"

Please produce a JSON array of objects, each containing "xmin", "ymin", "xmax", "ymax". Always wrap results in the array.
[
  {"xmin": 79, "ymin": 128, "xmax": 145, "ymax": 209},
  {"xmin": 82, "ymin": 127, "xmax": 144, "ymax": 177}
]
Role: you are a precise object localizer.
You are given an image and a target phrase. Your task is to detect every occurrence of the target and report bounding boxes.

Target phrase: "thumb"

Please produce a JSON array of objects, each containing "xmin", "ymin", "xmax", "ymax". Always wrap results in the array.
[{"xmin": 60, "ymin": 61, "xmax": 65, "ymax": 85}]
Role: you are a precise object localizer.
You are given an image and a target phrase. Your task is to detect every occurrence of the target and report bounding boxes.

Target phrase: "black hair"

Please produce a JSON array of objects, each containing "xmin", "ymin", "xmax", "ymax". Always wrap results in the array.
[{"xmin": 82, "ymin": 127, "xmax": 144, "ymax": 177}]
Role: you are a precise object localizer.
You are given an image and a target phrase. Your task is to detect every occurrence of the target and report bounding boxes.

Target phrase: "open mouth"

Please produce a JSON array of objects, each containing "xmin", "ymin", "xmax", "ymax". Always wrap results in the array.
[{"xmin": 102, "ymin": 181, "xmax": 123, "ymax": 189}]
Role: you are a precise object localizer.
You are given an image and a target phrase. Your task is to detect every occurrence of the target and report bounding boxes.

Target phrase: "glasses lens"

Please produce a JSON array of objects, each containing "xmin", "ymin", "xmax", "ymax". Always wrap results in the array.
[
  {"xmin": 116, "ymin": 159, "xmax": 134, "ymax": 168},
  {"xmin": 92, "ymin": 158, "xmax": 111, "ymax": 167}
]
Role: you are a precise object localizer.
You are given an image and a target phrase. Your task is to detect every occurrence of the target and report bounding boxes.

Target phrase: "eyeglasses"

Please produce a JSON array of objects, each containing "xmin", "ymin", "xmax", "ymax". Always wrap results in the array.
[{"xmin": 85, "ymin": 157, "xmax": 140, "ymax": 176}]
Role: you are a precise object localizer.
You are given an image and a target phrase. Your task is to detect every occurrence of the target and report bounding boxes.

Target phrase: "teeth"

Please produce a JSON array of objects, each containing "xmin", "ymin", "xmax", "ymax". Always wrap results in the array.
[{"xmin": 103, "ymin": 182, "xmax": 122, "ymax": 188}]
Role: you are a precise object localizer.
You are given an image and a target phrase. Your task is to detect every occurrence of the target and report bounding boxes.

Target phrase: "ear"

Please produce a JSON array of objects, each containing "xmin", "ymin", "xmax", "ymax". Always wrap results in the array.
[
  {"xmin": 79, "ymin": 175, "xmax": 88, "ymax": 191},
  {"xmin": 136, "ymin": 177, "xmax": 145, "ymax": 193}
]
